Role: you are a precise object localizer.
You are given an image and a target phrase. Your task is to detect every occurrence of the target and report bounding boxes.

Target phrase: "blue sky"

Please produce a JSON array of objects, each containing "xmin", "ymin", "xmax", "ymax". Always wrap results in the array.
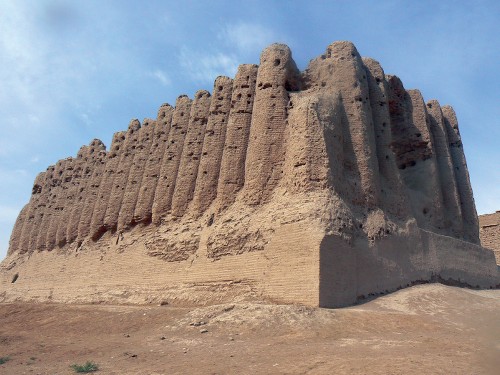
[{"xmin": 1, "ymin": 0, "xmax": 499, "ymax": 260}]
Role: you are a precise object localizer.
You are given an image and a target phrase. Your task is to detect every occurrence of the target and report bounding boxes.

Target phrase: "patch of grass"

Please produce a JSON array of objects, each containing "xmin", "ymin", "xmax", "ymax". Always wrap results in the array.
[
  {"xmin": 0, "ymin": 356, "xmax": 11, "ymax": 365},
  {"xmin": 26, "ymin": 356, "xmax": 37, "ymax": 365},
  {"xmin": 70, "ymin": 361, "xmax": 99, "ymax": 373}
]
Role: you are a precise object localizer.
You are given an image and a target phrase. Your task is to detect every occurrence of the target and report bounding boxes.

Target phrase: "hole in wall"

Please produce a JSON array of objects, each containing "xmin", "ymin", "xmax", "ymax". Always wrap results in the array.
[
  {"xmin": 11, "ymin": 273, "xmax": 19, "ymax": 283},
  {"xmin": 207, "ymin": 213, "xmax": 214, "ymax": 227}
]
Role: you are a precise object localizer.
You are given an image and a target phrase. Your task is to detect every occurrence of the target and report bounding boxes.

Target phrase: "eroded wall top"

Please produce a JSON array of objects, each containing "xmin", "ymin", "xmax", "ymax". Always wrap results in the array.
[{"xmin": 7, "ymin": 41, "xmax": 481, "ymax": 257}]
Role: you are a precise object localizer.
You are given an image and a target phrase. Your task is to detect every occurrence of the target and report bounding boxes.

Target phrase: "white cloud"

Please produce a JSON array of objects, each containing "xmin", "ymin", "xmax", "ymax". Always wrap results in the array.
[
  {"xmin": 80, "ymin": 113, "xmax": 92, "ymax": 126},
  {"xmin": 150, "ymin": 69, "xmax": 171, "ymax": 86},
  {"xmin": 178, "ymin": 47, "xmax": 238, "ymax": 83},
  {"xmin": 219, "ymin": 22, "xmax": 280, "ymax": 54}
]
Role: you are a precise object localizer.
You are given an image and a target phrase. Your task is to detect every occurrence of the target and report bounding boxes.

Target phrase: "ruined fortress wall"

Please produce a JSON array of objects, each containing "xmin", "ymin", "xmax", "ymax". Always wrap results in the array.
[
  {"xmin": 9, "ymin": 41, "xmax": 482, "ymax": 254},
  {"xmin": 38, "ymin": 158, "xmax": 72, "ymax": 251},
  {"xmin": 171, "ymin": 90, "xmax": 211, "ymax": 217},
  {"xmin": 388, "ymin": 82, "xmax": 445, "ymax": 233},
  {"xmin": 133, "ymin": 104, "xmax": 174, "ymax": 224},
  {"xmin": 324, "ymin": 42, "xmax": 381, "ymax": 208},
  {"xmin": 443, "ymin": 106, "xmax": 479, "ymax": 243},
  {"xmin": 216, "ymin": 65, "xmax": 257, "ymax": 211},
  {"xmin": 77, "ymin": 143, "xmax": 108, "ymax": 241},
  {"xmin": 88, "ymin": 131, "xmax": 127, "ymax": 239},
  {"xmin": 319, "ymin": 226, "xmax": 499, "ymax": 307},
  {"xmin": 362, "ymin": 58, "xmax": 408, "ymax": 218},
  {"xmin": 152, "ymin": 96, "xmax": 192, "ymax": 224},
  {"xmin": 66, "ymin": 140, "xmax": 107, "ymax": 245},
  {"xmin": 242, "ymin": 44, "xmax": 301, "ymax": 206},
  {"xmin": 103, "ymin": 120, "xmax": 142, "ymax": 232},
  {"xmin": 1, "ymin": 220, "xmax": 323, "ymax": 306},
  {"xmin": 2, "ymin": 217, "xmax": 497, "ymax": 307},
  {"xmin": 479, "ymin": 212, "xmax": 500, "ymax": 264},
  {"xmin": 191, "ymin": 76, "xmax": 233, "ymax": 215},
  {"xmin": 426, "ymin": 100, "xmax": 463, "ymax": 237},
  {"xmin": 118, "ymin": 119, "xmax": 156, "ymax": 231},
  {"xmin": 3, "ymin": 41, "xmax": 498, "ymax": 307},
  {"xmin": 27, "ymin": 168, "xmax": 55, "ymax": 253}
]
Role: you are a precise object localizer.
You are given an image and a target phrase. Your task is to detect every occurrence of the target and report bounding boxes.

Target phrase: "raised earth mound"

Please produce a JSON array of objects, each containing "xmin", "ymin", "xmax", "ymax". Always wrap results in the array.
[{"xmin": 1, "ymin": 41, "xmax": 498, "ymax": 307}]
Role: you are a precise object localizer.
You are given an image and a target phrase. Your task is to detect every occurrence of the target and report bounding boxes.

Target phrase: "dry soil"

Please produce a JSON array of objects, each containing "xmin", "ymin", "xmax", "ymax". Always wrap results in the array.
[{"xmin": 0, "ymin": 283, "xmax": 499, "ymax": 374}]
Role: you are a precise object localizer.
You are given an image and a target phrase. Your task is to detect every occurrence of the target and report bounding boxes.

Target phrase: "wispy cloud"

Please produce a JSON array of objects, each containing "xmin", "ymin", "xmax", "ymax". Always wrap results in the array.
[
  {"xmin": 178, "ymin": 47, "xmax": 238, "ymax": 83},
  {"xmin": 149, "ymin": 69, "xmax": 171, "ymax": 86},
  {"xmin": 219, "ymin": 22, "xmax": 281, "ymax": 54}
]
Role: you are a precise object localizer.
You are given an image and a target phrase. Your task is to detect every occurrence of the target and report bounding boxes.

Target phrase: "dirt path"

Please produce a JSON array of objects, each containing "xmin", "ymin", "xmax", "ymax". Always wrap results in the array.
[{"xmin": 0, "ymin": 284, "xmax": 499, "ymax": 374}]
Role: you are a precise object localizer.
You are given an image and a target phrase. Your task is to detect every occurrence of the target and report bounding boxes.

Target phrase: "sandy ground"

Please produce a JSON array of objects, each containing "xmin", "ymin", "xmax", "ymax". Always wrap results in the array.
[{"xmin": 0, "ymin": 283, "xmax": 498, "ymax": 375}]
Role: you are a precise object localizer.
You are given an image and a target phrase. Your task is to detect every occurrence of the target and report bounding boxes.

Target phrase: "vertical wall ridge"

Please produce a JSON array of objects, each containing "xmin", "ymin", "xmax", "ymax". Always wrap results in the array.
[
  {"xmin": 25, "ymin": 168, "xmax": 54, "ymax": 254},
  {"xmin": 216, "ymin": 64, "xmax": 258, "ymax": 212},
  {"xmin": 282, "ymin": 94, "xmax": 331, "ymax": 193},
  {"xmin": 243, "ymin": 44, "xmax": 301, "ymax": 205},
  {"xmin": 55, "ymin": 146, "xmax": 89, "ymax": 247},
  {"xmin": 89, "ymin": 131, "xmax": 127, "ymax": 240},
  {"xmin": 171, "ymin": 90, "xmax": 212, "ymax": 217},
  {"xmin": 76, "ymin": 143, "xmax": 108, "ymax": 241},
  {"xmin": 39, "ymin": 159, "xmax": 73, "ymax": 251},
  {"xmin": 152, "ymin": 96, "xmax": 192, "ymax": 224},
  {"xmin": 442, "ymin": 105, "xmax": 480, "ymax": 243},
  {"xmin": 103, "ymin": 119, "xmax": 142, "ymax": 232},
  {"xmin": 191, "ymin": 76, "xmax": 233, "ymax": 215},
  {"xmin": 14, "ymin": 171, "xmax": 47, "ymax": 254},
  {"xmin": 7, "ymin": 205, "xmax": 28, "ymax": 256},
  {"xmin": 363, "ymin": 58, "xmax": 409, "ymax": 218},
  {"xmin": 303, "ymin": 51, "xmax": 351, "ymax": 200},
  {"xmin": 324, "ymin": 42, "xmax": 380, "ymax": 208},
  {"xmin": 426, "ymin": 100, "xmax": 463, "ymax": 237},
  {"xmin": 46, "ymin": 158, "xmax": 77, "ymax": 250},
  {"xmin": 66, "ymin": 139, "xmax": 107, "ymax": 245},
  {"xmin": 388, "ymin": 80, "xmax": 444, "ymax": 232},
  {"xmin": 134, "ymin": 104, "xmax": 174, "ymax": 224},
  {"xmin": 118, "ymin": 119, "xmax": 155, "ymax": 231}
]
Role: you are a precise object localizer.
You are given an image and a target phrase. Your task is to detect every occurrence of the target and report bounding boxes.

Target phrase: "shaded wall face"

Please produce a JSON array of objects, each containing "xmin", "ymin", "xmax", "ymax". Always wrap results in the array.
[
  {"xmin": 319, "ymin": 227, "xmax": 499, "ymax": 308},
  {"xmin": 319, "ymin": 235, "xmax": 357, "ymax": 308}
]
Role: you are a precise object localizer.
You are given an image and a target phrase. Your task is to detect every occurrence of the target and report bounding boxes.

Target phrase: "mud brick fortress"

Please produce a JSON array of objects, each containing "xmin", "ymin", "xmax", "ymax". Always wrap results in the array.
[{"xmin": 1, "ymin": 41, "xmax": 498, "ymax": 307}]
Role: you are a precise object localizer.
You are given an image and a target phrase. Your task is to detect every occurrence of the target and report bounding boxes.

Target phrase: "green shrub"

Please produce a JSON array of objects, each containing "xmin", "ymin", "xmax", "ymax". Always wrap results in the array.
[
  {"xmin": 70, "ymin": 361, "xmax": 99, "ymax": 373},
  {"xmin": 0, "ymin": 356, "xmax": 10, "ymax": 364}
]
